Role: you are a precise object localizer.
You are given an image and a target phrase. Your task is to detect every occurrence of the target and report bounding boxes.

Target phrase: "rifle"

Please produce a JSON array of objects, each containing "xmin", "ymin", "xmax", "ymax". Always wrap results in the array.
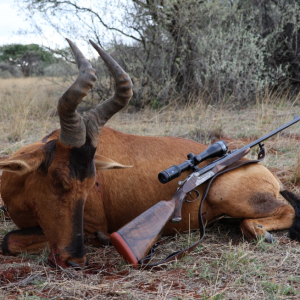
[{"xmin": 110, "ymin": 115, "xmax": 300, "ymax": 269}]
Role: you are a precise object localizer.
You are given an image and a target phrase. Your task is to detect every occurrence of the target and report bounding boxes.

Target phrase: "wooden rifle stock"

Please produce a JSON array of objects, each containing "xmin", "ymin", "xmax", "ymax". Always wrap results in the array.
[{"xmin": 110, "ymin": 189, "xmax": 186, "ymax": 269}]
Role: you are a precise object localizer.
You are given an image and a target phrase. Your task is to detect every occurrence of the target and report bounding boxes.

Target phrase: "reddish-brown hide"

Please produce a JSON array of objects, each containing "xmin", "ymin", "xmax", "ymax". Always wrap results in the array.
[{"xmin": 0, "ymin": 40, "xmax": 296, "ymax": 268}]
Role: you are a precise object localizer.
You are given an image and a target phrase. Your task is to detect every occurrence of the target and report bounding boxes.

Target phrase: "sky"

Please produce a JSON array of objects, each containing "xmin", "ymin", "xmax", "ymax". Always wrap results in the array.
[
  {"xmin": 0, "ymin": 0, "xmax": 127, "ymax": 57},
  {"xmin": 0, "ymin": 0, "xmax": 66, "ymax": 47}
]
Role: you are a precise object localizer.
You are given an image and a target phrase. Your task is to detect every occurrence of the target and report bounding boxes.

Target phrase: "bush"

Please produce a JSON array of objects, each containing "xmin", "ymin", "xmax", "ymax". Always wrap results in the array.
[
  {"xmin": 0, "ymin": 70, "xmax": 12, "ymax": 79},
  {"xmin": 0, "ymin": 62, "xmax": 23, "ymax": 78},
  {"xmin": 92, "ymin": 0, "xmax": 300, "ymax": 106},
  {"xmin": 44, "ymin": 63, "xmax": 77, "ymax": 77},
  {"xmin": 17, "ymin": 0, "xmax": 300, "ymax": 106}
]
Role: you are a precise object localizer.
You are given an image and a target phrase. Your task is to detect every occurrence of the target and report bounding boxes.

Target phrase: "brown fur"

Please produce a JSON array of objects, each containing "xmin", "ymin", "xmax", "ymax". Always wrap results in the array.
[
  {"xmin": 248, "ymin": 192, "xmax": 285, "ymax": 215},
  {"xmin": 0, "ymin": 126, "xmax": 296, "ymax": 267},
  {"xmin": 2, "ymin": 227, "xmax": 48, "ymax": 255}
]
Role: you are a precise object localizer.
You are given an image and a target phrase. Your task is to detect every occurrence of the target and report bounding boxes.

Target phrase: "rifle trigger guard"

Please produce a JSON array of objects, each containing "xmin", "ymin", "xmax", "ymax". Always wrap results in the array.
[{"xmin": 185, "ymin": 189, "xmax": 200, "ymax": 203}]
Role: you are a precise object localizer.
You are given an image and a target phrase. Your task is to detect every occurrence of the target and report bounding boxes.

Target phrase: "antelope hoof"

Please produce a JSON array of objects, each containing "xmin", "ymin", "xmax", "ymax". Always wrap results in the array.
[
  {"xmin": 68, "ymin": 257, "xmax": 89, "ymax": 269},
  {"xmin": 47, "ymin": 252, "xmax": 69, "ymax": 269},
  {"xmin": 265, "ymin": 231, "xmax": 276, "ymax": 243}
]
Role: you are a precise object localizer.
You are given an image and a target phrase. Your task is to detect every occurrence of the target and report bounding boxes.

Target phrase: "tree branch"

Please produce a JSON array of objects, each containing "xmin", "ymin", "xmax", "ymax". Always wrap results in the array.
[{"xmin": 40, "ymin": 0, "xmax": 143, "ymax": 43}]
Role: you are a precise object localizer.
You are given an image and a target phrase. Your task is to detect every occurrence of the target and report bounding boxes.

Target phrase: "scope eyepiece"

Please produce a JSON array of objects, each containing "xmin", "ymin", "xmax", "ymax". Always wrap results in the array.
[
  {"xmin": 158, "ymin": 140, "xmax": 228, "ymax": 184},
  {"xmin": 158, "ymin": 160, "xmax": 192, "ymax": 184}
]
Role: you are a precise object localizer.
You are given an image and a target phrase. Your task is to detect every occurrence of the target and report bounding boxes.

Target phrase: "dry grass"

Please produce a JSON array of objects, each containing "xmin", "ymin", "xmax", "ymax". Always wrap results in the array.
[
  {"xmin": 1, "ymin": 77, "xmax": 300, "ymax": 299},
  {"xmin": 0, "ymin": 77, "xmax": 60, "ymax": 155},
  {"xmin": 0, "ymin": 76, "xmax": 95, "ymax": 155}
]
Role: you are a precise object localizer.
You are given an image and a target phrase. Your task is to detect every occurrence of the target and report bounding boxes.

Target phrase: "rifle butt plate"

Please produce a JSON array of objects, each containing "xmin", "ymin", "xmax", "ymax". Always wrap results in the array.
[{"xmin": 110, "ymin": 232, "xmax": 139, "ymax": 269}]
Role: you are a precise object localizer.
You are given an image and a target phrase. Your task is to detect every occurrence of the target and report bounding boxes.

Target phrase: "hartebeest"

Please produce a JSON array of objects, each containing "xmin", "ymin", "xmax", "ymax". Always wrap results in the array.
[{"xmin": 0, "ymin": 40, "xmax": 299, "ymax": 268}]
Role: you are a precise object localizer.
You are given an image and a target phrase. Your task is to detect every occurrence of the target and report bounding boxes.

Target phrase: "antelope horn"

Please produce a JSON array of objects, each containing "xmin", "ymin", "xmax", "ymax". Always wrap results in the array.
[
  {"xmin": 57, "ymin": 38, "xmax": 96, "ymax": 147},
  {"xmin": 85, "ymin": 40, "xmax": 133, "ymax": 147}
]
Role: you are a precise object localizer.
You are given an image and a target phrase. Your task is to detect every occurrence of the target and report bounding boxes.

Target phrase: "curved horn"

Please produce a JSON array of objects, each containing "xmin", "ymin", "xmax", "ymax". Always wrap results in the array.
[
  {"xmin": 57, "ymin": 39, "xmax": 96, "ymax": 147},
  {"xmin": 85, "ymin": 40, "xmax": 133, "ymax": 147}
]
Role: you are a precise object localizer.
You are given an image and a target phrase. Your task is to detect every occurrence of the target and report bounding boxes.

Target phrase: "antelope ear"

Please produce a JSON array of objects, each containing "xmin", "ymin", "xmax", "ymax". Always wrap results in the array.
[
  {"xmin": 94, "ymin": 154, "xmax": 132, "ymax": 170},
  {"xmin": 0, "ymin": 151, "xmax": 44, "ymax": 175}
]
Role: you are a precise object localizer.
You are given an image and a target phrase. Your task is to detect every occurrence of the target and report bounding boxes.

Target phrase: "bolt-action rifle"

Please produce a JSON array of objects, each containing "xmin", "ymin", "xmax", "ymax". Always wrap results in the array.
[{"xmin": 110, "ymin": 115, "xmax": 300, "ymax": 269}]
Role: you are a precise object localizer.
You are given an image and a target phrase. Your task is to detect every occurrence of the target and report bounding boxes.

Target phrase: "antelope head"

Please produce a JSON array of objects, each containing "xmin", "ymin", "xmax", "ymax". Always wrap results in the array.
[{"xmin": 0, "ymin": 39, "xmax": 132, "ymax": 267}]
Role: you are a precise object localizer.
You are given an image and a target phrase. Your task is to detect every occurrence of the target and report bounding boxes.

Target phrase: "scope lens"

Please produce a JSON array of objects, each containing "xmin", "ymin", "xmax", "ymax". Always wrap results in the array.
[
  {"xmin": 158, "ymin": 165, "xmax": 182, "ymax": 184},
  {"xmin": 158, "ymin": 171, "xmax": 170, "ymax": 183}
]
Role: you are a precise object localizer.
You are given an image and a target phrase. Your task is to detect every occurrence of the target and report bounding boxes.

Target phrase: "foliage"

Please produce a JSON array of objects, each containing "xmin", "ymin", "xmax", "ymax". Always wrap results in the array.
[
  {"xmin": 0, "ymin": 62, "xmax": 23, "ymax": 78},
  {"xmin": 15, "ymin": 0, "xmax": 300, "ymax": 105},
  {"xmin": 43, "ymin": 62, "xmax": 77, "ymax": 77},
  {"xmin": 0, "ymin": 44, "xmax": 55, "ymax": 77}
]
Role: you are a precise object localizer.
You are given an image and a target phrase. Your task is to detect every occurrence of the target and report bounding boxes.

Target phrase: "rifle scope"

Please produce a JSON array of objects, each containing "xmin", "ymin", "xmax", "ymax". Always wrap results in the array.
[{"xmin": 158, "ymin": 140, "xmax": 228, "ymax": 184}]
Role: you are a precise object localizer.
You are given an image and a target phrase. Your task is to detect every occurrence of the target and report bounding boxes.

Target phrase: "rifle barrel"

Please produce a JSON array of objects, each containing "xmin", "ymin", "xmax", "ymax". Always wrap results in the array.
[
  {"xmin": 241, "ymin": 115, "xmax": 300, "ymax": 151},
  {"xmin": 195, "ymin": 115, "xmax": 300, "ymax": 177}
]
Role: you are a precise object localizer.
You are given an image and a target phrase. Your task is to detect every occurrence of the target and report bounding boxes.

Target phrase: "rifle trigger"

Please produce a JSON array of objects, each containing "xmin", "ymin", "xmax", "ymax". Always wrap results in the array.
[{"xmin": 185, "ymin": 189, "xmax": 200, "ymax": 203}]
